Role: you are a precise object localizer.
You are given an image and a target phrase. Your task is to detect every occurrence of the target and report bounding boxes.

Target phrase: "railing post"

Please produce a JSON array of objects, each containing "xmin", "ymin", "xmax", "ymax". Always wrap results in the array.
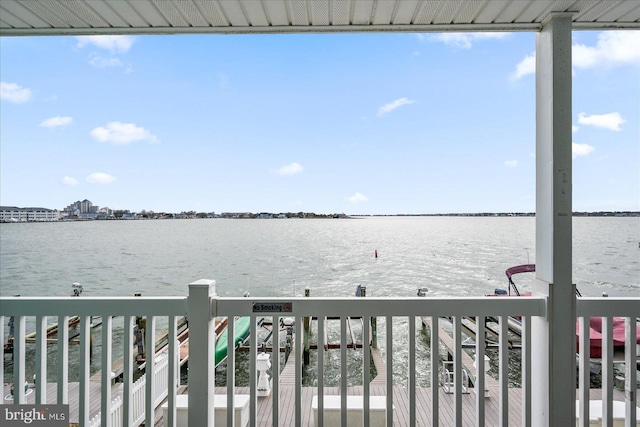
[
  {"xmin": 533, "ymin": 12, "xmax": 575, "ymax": 427},
  {"xmin": 188, "ymin": 279, "xmax": 217, "ymax": 427}
]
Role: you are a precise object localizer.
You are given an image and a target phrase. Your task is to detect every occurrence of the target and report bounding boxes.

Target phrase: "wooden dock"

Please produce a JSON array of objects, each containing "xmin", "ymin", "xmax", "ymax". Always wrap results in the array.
[
  {"xmin": 158, "ymin": 386, "xmax": 633, "ymax": 427},
  {"xmin": 421, "ymin": 316, "xmax": 500, "ymax": 390},
  {"xmin": 5, "ymin": 377, "xmax": 635, "ymax": 426}
]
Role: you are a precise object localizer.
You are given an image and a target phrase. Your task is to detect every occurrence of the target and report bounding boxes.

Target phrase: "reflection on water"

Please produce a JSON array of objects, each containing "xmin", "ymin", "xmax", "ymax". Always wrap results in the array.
[{"xmin": 2, "ymin": 217, "xmax": 638, "ymax": 387}]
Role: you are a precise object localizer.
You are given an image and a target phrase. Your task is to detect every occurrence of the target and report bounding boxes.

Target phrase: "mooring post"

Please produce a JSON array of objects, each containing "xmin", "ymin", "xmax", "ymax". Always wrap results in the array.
[
  {"xmin": 360, "ymin": 287, "xmax": 377, "ymax": 348},
  {"xmin": 371, "ymin": 317, "xmax": 377, "ymax": 348},
  {"xmin": 303, "ymin": 287, "xmax": 311, "ymax": 366}
]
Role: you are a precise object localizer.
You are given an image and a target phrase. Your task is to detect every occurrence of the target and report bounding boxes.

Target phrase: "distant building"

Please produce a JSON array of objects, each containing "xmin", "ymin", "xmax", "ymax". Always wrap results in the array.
[
  {"xmin": 0, "ymin": 206, "xmax": 59, "ymax": 222},
  {"xmin": 62, "ymin": 199, "xmax": 99, "ymax": 219}
]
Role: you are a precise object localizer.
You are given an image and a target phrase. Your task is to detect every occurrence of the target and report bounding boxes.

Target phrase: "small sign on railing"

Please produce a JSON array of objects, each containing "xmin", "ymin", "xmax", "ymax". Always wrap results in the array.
[{"xmin": 252, "ymin": 302, "xmax": 293, "ymax": 313}]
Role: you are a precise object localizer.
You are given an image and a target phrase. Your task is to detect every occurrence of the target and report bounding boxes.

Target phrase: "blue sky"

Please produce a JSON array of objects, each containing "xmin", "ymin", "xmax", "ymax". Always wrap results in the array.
[{"xmin": 1, "ymin": 30, "xmax": 638, "ymax": 215}]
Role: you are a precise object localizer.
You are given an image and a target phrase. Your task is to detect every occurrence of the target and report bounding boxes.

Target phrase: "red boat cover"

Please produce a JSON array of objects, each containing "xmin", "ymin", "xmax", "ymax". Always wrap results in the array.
[
  {"xmin": 576, "ymin": 317, "xmax": 640, "ymax": 358},
  {"xmin": 505, "ymin": 264, "xmax": 535, "ymax": 280}
]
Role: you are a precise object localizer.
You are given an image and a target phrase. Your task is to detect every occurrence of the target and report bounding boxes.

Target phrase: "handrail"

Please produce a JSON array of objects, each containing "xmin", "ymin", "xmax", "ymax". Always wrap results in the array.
[
  {"xmin": 2, "ymin": 289, "xmax": 638, "ymax": 426},
  {"xmin": 215, "ymin": 296, "xmax": 547, "ymax": 317}
]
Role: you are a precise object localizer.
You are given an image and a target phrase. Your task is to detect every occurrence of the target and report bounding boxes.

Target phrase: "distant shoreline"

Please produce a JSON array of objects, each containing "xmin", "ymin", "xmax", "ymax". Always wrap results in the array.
[
  {"xmin": 1, "ymin": 211, "xmax": 638, "ymax": 224},
  {"xmin": 354, "ymin": 211, "xmax": 639, "ymax": 217}
]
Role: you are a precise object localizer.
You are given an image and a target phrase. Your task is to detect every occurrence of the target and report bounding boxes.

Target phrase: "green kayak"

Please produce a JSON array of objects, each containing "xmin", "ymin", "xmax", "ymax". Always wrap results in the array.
[{"xmin": 215, "ymin": 317, "xmax": 251, "ymax": 367}]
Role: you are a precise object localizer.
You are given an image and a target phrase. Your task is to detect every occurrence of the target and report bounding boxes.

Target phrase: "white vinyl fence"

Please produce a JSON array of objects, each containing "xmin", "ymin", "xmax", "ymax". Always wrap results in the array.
[{"xmin": 2, "ymin": 280, "xmax": 638, "ymax": 426}]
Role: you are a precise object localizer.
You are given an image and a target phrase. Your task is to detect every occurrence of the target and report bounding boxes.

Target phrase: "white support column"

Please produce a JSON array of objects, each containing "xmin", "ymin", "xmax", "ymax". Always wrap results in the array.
[
  {"xmin": 188, "ymin": 279, "xmax": 217, "ymax": 427},
  {"xmin": 533, "ymin": 12, "xmax": 575, "ymax": 427}
]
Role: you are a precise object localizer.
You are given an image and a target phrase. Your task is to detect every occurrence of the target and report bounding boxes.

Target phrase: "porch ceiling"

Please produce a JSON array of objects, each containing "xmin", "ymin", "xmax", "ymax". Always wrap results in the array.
[{"xmin": 1, "ymin": 0, "xmax": 639, "ymax": 37}]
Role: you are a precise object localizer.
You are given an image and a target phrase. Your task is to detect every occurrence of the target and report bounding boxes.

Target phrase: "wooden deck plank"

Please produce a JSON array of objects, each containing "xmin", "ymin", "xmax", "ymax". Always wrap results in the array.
[
  {"xmin": 422, "ymin": 316, "xmax": 500, "ymax": 390},
  {"xmin": 370, "ymin": 347, "xmax": 387, "ymax": 386},
  {"xmin": 156, "ymin": 385, "xmax": 635, "ymax": 427}
]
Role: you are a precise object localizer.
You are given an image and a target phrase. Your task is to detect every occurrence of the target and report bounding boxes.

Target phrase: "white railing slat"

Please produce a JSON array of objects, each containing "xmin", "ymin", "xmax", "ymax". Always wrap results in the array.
[
  {"xmin": 602, "ymin": 316, "xmax": 614, "ymax": 427},
  {"xmin": 272, "ymin": 315, "xmax": 280, "ymax": 427},
  {"xmin": 101, "ymin": 315, "xmax": 113, "ymax": 427},
  {"xmin": 386, "ymin": 315, "xmax": 393, "ymax": 427},
  {"xmin": 0, "ymin": 317, "xmax": 4, "ymax": 397},
  {"xmin": 227, "ymin": 316, "xmax": 236, "ymax": 427},
  {"xmin": 295, "ymin": 314, "xmax": 303, "ymax": 426},
  {"xmin": 409, "ymin": 315, "xmax": 416, "ymax": 426},
  {"xmin": 521, "ymin": 316, "xmax": 531, "ymax": 427},
  {"xmin": 341, "ymin": 316, "xmax": 347, "ymax": 427},
  {"xmin": 57, "ymin": 314, "xmax": 69, "ymax": 404},
  {"xmin": 454, "ymin": 315, "xmax": 463, "ymax": 427},
  {"xmin": 318, "ymin": 316, "xmax": 325, "ymax": 427},
  {"xmin": 13, "ymin": 315, "xmax": 26, "ymax": 403},
  {"xmin": 476, "ymin": 315, "xmax": 486, "ymax": 427},
  {"xmin": 578, "ymin": 316, "xmax": 590, "ymax": 427},
  {"xmin": 362, "ymin": 316, "xmax": 370, "ymax": 427},
  {"xmin": 625, "ymin": 317, "xmax": 637, "ymax": 427},
  {"xmin": 123, "ymin": 316, "xmax": 134, "ymax": 427},
  {"xmin": 431, "ymin": 315, "xmax": 440, "ymax": 426},
  {"xmin": 166, "ymin": 316, "xmax": 177, "ymax": 427},
  {"xmin": 79, "ymin": 316, "xmax": 91, "ymax": 426},
  {"xmin": 35, "ymin": 315, "xmax": 47, "ymax": 404},
  {"xmin": 499, "ymin": 315, "xmax": 509, "ymax": 427},
  {"xmin": 250, "ymin": 315, "xmax": 258, "ymax": 427},
  {"xmin": 144, "ymin": 316, "xmax": 156, "ymax": 427}
]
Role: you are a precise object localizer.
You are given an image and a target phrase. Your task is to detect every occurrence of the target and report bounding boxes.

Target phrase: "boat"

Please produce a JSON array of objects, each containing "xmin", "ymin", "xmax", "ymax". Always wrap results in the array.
[
  {"xmin": 503, "ymin": 264, "xmax": 535, "ymax": 296},
  {"xmin": 215, "ymin": 316, "xmax": 251, "ymax": 367},
  {"xmin": 495, "ymin": 264, "xmax": 640, "ymax": 362}
]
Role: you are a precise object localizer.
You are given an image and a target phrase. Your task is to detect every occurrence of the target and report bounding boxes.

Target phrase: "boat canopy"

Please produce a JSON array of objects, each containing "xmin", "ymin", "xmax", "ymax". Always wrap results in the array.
[
  {"xmin": 505, "ymin": 264, "xmax": 535, "ymax": 296},
  {"xmin": 506, "ymin": 264, "xmax": 536, "ymax": 280}
]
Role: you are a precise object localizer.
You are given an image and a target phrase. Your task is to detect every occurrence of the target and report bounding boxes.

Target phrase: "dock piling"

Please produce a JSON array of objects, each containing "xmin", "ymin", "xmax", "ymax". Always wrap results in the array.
[{"xmin": 303, "ymin": 287, "xmax": 311, "ymax": 366}]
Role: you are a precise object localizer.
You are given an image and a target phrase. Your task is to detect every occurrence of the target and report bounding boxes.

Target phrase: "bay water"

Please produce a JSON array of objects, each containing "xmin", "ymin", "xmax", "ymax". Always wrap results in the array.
[{"xmin": 1, "ymin": 217, "xmax": 638, "ymax": 387}]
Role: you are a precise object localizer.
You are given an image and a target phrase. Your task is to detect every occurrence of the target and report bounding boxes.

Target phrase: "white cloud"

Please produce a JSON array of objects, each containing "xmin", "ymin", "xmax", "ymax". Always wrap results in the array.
[
  {"xmin": 512, "ymin": 31, "xmax": 640, "ymax": 80},
  {"xmin": 504, "ymin": 160, "xmax": 518, "ymax": 168},
  {"xmin": 429, "ymin": 32, "xmax": 509, "ymax": 49},
  {"xmin": 577, "ymin": 112, "xmax": 626, "ymax": 131},
  {"xmin": 62, "ymin": 176, "xmax": 78, "ymax": 185},
  {"xmin": 90, "ymin": 122, "xmax": 158, "ymax": 145},
  {"xmin": 89, "ymin": 55, "xmax": 124, "ymax": 69},
  {"xmin": 76, "ymin": 35, "xmax": 135, "ymax": 54},
  {"xmin": 574, "ymin": 31, "xmax": 640, "ymax": 70},
  {"xmin": 347, "ymin": 192, "xmax": 368, "ymax": 203},
  {"xmin": 572, "ymin": 142, "xmax": 595, "ymax": 158},
  {"xmin": 511, "ymin": 52, "xmax": 536, "ymax": 80},
  {"xmin": 40, "ymin": 116, "xmax": 73, "ymax": 128},
  {"xmin": 1, "ymin": 82, "xmax": 32, "ymax": 103},
  {"xmin": 86, "ymin": 172, "xmax": 116, "ymax": 184},
  {"xmin": 377, "ymin": 97, "xmax": 416, "ymax": 117},
  {"xmin": 276, "ymin": 162, "xmax": 304, "ymax": 176}
]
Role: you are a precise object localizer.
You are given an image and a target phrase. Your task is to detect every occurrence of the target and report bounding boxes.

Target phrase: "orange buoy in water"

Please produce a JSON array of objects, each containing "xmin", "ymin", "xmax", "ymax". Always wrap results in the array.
[{"xmin": 375, "ymin": 249, "xmax": 378, "ymax": 258}]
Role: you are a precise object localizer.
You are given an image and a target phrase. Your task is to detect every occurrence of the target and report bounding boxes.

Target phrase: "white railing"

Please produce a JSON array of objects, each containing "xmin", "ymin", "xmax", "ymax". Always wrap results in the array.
[
  {"xmin": 88, "ymin": 351, "xmax": 171, "ymax": 427},
  {"xmin": 1, "ymin": 281, "xmax": 638, "ymax": 426},
  {"xmin": 0, "ymin": 296, "xmax": 186, "ymax": 427},
  {"xmin": 576, "ymin": 298, "xmax": 639, "ymax": 427},
  {"xmin": 212, "ymin": 295, "xmax": 545, "ymax": 427}
]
